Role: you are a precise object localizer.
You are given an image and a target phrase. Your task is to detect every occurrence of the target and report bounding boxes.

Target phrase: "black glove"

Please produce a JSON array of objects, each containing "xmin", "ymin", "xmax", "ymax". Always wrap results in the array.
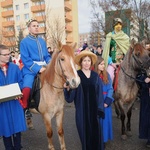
[{"xmin": 97, "ymin": 109, "xmax": 105, "ymax": 119}]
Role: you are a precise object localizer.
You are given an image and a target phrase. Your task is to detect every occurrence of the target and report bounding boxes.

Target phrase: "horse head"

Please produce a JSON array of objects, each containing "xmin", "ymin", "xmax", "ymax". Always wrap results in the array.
[
  {"xmin": 44, "ymin": 41, "xmax": 80, "ymax": 89},
  {"xmin": 130, "ymin": 39, "xmax": 150, "ymax": 72}
]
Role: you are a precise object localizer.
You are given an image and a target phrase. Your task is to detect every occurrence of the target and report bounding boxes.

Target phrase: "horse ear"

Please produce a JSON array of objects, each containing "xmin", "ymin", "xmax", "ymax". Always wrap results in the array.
[
  {"xmin": 141, "ymin": 39, "xmax": 146, "ymax": 47},
  {"xmin": 130, "ymin": 38, "xmax": 136, "ymax": 48},
  {"xmin": 57, "ymin": 41, "xmax": 63, "ymax": 51}
]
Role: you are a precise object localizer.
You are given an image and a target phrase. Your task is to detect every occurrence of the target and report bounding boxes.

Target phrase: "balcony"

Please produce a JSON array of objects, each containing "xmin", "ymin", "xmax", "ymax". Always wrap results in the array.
[
  {"xmin": 65, "ymin": 12, "xmax": 72, "ymax": 22},
  {"xmin": 64, "ymin": 1, "xmax": 72, "ymax": 11},
  {"xmin": 1, "ymin": 0, "xmax": 13, "ymax": 8},
  {"xmin": 3, "ymin": 31, "xmax": 15, "ymax": 37},
  {"xmin": 38, "ymin": 27, "xmax": 46, "ymax": 33},
  {"xmin": 1, "ymin": 10, "xmax": 14, "ymax": 18},
  {"xmin": 31, "ymin": 4, "xmax": 45, "ymax": 12},
  {"xmin": 36, "ymin": 15, "xmax": 46, "ymax": 22},
  {"xmin": 2, "ymin": 21, "xmax": 14, "ymax": 27},
  {"xmin": 65, "ymin": 24, "xmax": 72, "ymax": 32},
  {"xmin": 66, "ymin": 35, "xmax": 73, "ymax": 43},
  {"xmin": 3, "ymin": 40, "xmax": 16, "ymax": 47}
]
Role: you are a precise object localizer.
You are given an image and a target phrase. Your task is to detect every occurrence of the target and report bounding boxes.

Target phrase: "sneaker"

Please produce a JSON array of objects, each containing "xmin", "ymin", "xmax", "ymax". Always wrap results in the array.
[
  {"xmin": 146, "ymin": 140, "xmax": 150, "ymax": 148},
  {"xmin": 25, "ymin": 109, "xmax": 32, "ymax": 119}
]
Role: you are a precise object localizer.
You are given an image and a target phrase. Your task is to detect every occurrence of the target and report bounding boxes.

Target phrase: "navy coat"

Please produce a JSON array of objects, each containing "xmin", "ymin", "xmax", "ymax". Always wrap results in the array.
[
  {"xmin": 137, "ymin": 73, "xmax": 150, "ymax": 139},
  {"xmin": 64, "ymin": 70, "xmax": 104, "ymax": 150}
]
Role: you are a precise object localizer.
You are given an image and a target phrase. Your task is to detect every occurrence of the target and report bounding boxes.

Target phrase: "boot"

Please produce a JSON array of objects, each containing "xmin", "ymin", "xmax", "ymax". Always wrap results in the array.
[{"xmin": 21, "ymin": 88, "xmax": 31, "ymax": 109}]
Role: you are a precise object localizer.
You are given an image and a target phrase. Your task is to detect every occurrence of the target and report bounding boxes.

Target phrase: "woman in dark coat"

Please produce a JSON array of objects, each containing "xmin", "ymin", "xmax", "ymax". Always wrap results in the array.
[
  {"xmin": 136, "ymin": 71, "xmax": 150, "ymax": 148},
  {"xmin": 64, "ymin": 50, "xmax": 104, "ymax": 150}
]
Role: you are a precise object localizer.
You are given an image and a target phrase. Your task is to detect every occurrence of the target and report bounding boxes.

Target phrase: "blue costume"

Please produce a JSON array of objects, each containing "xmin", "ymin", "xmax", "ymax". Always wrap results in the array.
[
  {"xmin": 64, "ymin": 70, "xmax": 104, "ymax": 150},
  {"xmin": 0, "ymin": 63, "xmax": 27, "ymax": 137},
  {"xmin": 100, "ymin": 73, "xmax": 114, "ymax": 143},
  {"xmin": 20, "ymin": 34, "xmax": 51, "ymax": 88}
]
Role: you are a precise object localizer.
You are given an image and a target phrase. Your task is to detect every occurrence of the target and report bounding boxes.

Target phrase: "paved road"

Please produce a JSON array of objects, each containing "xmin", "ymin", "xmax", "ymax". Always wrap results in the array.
[{"xmin": 0, "ymin": 100, "xmax": 149, "ymax": 150}]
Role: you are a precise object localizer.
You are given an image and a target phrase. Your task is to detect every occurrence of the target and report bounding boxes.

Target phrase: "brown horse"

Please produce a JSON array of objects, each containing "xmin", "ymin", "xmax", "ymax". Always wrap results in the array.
[
  {"xmin": 114, "ymin": 40, "xmax": 150, "ymax": 140},
  {"xmin": 30, "ymin": 42, "xmax": 80, "ymax": 150}
]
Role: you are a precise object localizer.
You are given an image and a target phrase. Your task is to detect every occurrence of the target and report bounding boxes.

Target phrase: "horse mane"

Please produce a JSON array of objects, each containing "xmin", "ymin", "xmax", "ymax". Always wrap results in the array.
[{"xmin": 40, "ymin": 44, "xmax": 75, "ymax": 86}]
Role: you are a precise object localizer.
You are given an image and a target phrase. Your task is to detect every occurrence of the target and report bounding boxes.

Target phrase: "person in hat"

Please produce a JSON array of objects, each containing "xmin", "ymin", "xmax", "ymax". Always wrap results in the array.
[
  {"xmin": 94, "ymin": 56, "xmax": 114, "ymax": 147},
  {"xmin": 64, "ymin": 50, "xmax": 104, "ymax": 150},
  {"xmin": 102, "ymin": 18, "xmax": 130, "ymax": 82},
  {"xmin": 20, "ymin": 19, "xmax": 51, "ymax": 119},
  {"xmin": 0, "ymin": 44, "xmax": 27, "ymax": 150}
]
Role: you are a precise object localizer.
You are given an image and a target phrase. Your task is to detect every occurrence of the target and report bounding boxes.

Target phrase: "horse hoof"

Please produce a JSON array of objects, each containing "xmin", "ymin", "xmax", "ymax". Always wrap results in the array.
[
  {"xmin": 126, "ymin": 131, "xmax": 132, "ymax": 137},
  {"xmin": 48, "ymin": 146, "xmax": 55, "ymax": 150},
  {"xmin": 121, "ymin": 134, "xmax": 127, "ymax": 140},
  {"xmin": 28, "ymin": 126, "xmax": 35, "ymax": 130}
]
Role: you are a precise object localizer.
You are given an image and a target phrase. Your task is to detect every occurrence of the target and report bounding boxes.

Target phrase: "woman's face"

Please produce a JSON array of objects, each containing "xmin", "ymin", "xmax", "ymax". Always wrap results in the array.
[
  {"xmin": 98, "ymin": 60, "xmax": 105, "ymax": 71},
  {"xmin": 114, "ymin": 23, "xmax": 122, "ymax": 32},
  {"xmin": 81, "ymin": 56, "xmax": 91, "ymax": 70}
]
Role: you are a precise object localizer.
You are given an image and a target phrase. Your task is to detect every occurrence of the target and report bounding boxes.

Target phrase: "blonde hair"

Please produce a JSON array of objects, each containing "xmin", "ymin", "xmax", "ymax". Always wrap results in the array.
[{"xmin": 94, "ymin": 56, "xmax": 109, "ymax": 84}]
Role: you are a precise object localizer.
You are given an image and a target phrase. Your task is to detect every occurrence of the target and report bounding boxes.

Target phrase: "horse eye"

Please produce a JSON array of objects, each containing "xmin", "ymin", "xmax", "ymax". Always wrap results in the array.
[{"xmin": 60, "ymin": 58, "xmax": 64, "ymax": 61}]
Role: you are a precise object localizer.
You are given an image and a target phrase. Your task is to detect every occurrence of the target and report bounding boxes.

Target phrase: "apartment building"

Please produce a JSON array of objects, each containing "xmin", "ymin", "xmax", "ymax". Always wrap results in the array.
[{"xmin": 0, "ymin": 0, "xmax": 79, "ymax": 50}]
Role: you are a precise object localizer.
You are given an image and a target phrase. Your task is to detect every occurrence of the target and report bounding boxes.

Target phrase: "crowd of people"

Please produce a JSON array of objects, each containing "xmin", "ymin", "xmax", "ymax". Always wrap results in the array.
[{"xmin": 0, "ymin": 17, "xmax": 149, "ymax": 150}]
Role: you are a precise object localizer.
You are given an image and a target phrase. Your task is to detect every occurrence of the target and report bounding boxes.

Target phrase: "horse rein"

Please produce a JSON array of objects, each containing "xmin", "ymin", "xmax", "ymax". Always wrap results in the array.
[{"xmin": 120, "ymin": 66, "xmax": 145, "ymax": 83}]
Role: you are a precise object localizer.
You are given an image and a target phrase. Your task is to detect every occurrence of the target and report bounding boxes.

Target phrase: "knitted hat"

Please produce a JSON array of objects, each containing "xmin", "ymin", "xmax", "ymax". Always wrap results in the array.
[{"xmin": 75, "ymin": 50, "xmax": 97, "ymax": 66}]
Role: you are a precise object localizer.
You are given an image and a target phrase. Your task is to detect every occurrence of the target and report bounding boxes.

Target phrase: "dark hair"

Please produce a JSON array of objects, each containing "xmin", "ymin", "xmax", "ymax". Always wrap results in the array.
[
  {"xmin": 0, "ymin": 44, "xmax": 8, "ymax": 52},
  {"xmin": 97, "ymin": 45, "xmax": 102, "ymax": 49}
]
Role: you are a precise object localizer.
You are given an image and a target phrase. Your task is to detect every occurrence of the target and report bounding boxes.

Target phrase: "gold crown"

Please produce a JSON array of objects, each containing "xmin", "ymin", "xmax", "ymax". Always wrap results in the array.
[{"xmin": 26, "ymin": 18, "xmax": 37, "ymax": 27}]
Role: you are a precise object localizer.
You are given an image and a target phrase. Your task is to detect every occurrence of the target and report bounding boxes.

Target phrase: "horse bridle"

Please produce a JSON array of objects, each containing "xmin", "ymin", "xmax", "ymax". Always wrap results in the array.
[
  {"xmin": 47, "ymin": 52, "xmax": 69, "ymax": 89},
  {"xmin": 120, "ymin": 47, "xmax": 146, "ymax": 83}
]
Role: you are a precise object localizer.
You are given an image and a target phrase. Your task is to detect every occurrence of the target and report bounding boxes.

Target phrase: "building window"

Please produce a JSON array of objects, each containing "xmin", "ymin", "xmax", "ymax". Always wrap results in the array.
[
  {"xmin": 39, "ymin": 22, "xmax": 45, "ymax": 27},
  {"xmin": 6, "ymin": 17, "xmax": 13, "ymax": 21},
  {"xmin": 24, "ymin": 3, "xmax": 29, "ymax": 9},
  {"xmin": 16, "ymin": 5, "xmax": 19, "ymax": 10},
  {"xmin": 6, "ymin": 6, "xmax": 13, "ymax": 10},
  {"xmin": 7, "ymin": 27, "xmax": 14, "ymax": 31},
  {"xmin": 36, "ymin": 11, "xmax": 45, "ymax": 16},
  {"xmin": 24, "ymin": 13, "xmax": 29, "ymax": 20},
  {"xmin": 16, "ymin": 15, "xmax": 20, "ymax": 21},
  {"xmin": 16, "ymin": 26, "xmax": 20, "ymax": 31},
  {"xmin": 35, "ymin": 0, "xmax": 45, "ymax": 5}
]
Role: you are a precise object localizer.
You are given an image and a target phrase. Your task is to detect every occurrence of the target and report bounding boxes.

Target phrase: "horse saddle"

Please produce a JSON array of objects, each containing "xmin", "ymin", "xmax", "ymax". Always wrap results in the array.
[{"xmin": 28, "ymin": 74, "xmax": 41, "ymax": 111}]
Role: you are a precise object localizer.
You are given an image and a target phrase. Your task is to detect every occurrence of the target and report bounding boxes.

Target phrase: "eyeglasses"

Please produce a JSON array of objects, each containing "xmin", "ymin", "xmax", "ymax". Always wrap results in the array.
[{"xmin": 0, "ymin": 53, "xmax": 11, "ymax": 56}]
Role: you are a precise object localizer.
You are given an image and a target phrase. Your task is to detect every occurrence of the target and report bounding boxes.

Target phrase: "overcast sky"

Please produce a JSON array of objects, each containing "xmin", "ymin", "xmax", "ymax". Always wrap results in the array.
[{"xmin": 78, "ymin": 0, "xmax": 92, "ymax": 33}]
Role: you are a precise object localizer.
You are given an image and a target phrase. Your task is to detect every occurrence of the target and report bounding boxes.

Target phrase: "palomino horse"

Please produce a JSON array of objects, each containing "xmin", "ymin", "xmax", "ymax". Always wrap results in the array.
[
  {"xmin": 114, "ymin": 40, "xmax": 150, "ymax": 140},
  {"xmin": 30, "ymin": 42, "xmax": 80, "ymax": 150}
]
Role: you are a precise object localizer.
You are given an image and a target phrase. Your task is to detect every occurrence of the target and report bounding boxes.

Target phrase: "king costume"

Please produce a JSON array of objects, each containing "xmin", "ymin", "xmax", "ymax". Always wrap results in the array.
[
  {"xmin": 0, "ymin": 62, "xmax": 27, "ymax": 137},
  {"xmin": 20, "ymin": 34, "xmax": 51, "ymax": 88},
  {"xmin": 64, "ymin": 70, "xmax": 104, "ymax": 150}
]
